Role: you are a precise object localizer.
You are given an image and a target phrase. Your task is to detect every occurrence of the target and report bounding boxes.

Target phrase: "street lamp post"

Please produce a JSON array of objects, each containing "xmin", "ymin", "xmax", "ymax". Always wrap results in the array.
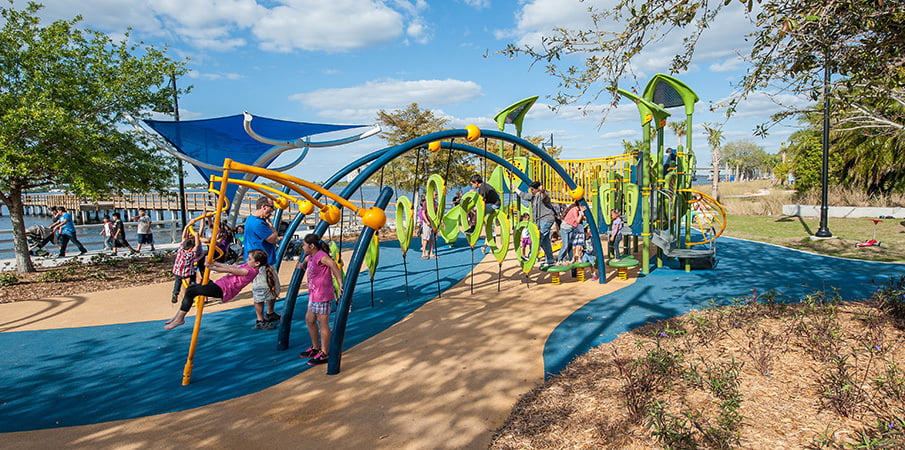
[{"xmin": 815, "ymin": 49, "xmax": 832, "ymax": 238}]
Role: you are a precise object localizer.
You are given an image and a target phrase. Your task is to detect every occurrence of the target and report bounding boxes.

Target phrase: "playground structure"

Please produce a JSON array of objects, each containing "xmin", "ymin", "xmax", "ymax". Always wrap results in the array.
[{"xmin": 137, "ymin": 73, "xmax": 727, "ymax": 382}]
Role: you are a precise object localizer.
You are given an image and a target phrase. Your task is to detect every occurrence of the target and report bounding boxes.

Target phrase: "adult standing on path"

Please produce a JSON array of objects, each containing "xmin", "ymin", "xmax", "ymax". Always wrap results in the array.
[
  {"xmin": 515, "ymin": 181, "xmax": 557, "ymax": 269},
  {"xmin": 50, "ymin": 206, "xmax": 87, "ymax": 258},
  {"xmin": 131, "ymin": 208, "xmax": 155, "ymax": 253},
  {"xmin": 244, "ymin": 196, "xmax": 282, "ymax": 330}
]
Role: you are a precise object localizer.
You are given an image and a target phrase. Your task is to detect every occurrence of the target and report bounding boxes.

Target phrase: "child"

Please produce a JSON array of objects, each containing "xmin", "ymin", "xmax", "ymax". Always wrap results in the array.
[
  {"xmin": 99, "ymin": 215, "xmax": 114, "ymax": 252},
  {"xmin": 163, "ymin": 249, "xmax": 276, "ymax": 330},
  {"xmin": 557, "ymin": 201, "xmax": 583, "ymax": 265},
  {"xmin": 582, "ymin": 226, "xmax": 599, "ymax": 280},
  {"xmin": 111, "ymin": 212, "xmax": 136, "ymax": 255},
  {"xmin": 418, "ymin": 197, "xmax": 436, "ymax": 259},
  {"xmin": 297, "ymin": 234, "xmax": 344, "ymax": 366},
  {"xmin": 170, "ymin": 222, "xmax": 204, "ymax": 304},
  {"xmin": 609, "ymin": 209, "xmax": 623, "ymax": 260},
  {"xmin": 131, "ymin": 208, "xmax": 155, "ymax": 253},
  {"xmin": 519, "ymin": 213, "xmax": 531, "ymax": 259},
  {"xmin": 571, "ymin": 221, "xmax": 586, "ymax": 263}
]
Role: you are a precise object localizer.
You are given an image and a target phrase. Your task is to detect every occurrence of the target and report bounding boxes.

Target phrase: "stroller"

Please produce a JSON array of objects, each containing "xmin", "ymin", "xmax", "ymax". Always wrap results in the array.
[{"xmin": 26, "ymin": 225, "xmax": 57, "ymax": 257}]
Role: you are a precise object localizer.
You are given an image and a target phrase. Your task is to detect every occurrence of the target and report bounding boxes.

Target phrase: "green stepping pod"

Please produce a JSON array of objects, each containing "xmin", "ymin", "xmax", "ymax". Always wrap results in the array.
[
  {"xmin": 425, "ymin": 174, "xmax": 446, "ymax": 230},
  {"xmin": 439, "ymin": 206, "xmax": 464, "ymax": 244},
  {"xmin": 466, "ymin": 194, "xmax": 485, "ymax": 248},
  {"xmin": 484, "ymin": 209, "xmax": 511, "ymax": 263},
  {"xmin": 624, "ymin": 182, "xmax": 639, "ymax": 226},
  {"xmin": 488, "ymin": 165, "xmax": 506, "ymax": 194},
  {"xmin": 328, "ymin": 240, "xmax": 345, "ymax": 298},
  {"xmin": 395, "ymin": 196, "xmax": 415, "ymax": 254},
  {"xmin": 608, "ymin": 256, "xmax": 640, "ymax": 268},
  {"xmin": 513, "ymin": 219, "xmax": 539, "ymax": 274},
  {"xmin": 365, "ymin": 234, "xmax": 379, "ymax": 279},
  {"xmin": 600, "ymin": 181, "xmax": 615, "ymax": 225}
]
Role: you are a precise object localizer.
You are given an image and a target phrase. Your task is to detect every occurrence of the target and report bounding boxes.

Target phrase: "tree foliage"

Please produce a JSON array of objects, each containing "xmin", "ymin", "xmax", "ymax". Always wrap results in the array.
[
  {"xmin": 722, "ymin": 140, "xmax": 778, "ymax": 181},
  {"xmin": 0, "ymin": 2, "xmax": 188, "ymax": 272},
  {"xmin": 502, "ymin": 0, "xmax": 904, "ymax": 136},
  {"xmin": 375, "ymin": 103, "xmax": 562, "ymax": 195},
  {"xmin": 375, "ymin": 103, "xmax": 473, "ymax": 194}
]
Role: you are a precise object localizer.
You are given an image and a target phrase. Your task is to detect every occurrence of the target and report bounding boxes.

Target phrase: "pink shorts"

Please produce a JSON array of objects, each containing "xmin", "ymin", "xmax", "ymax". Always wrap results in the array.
[
  {"xmin": 521, "ymin": 237, "xmax": 531, "ymax": 248},
  {"xmin": 309, "ymin": 300, "xmax": 332, "ymax": 315}
]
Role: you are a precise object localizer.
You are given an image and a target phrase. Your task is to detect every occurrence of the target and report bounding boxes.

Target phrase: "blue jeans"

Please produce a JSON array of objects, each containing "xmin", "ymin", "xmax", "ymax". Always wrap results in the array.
[
  {"xmin": 610, "ymin": 234, "xmax": 622, "ymax": 259},
  {"xmin": 538, "ymin": 221, "xmax": 555, "ymax": 265},
  {"xmin": 59, "ymin": 232, "xmax": 87, "ymax": 256},
  {"xmin": 557, "ymin": 225, "xmax": 574, "ymax": 263}
]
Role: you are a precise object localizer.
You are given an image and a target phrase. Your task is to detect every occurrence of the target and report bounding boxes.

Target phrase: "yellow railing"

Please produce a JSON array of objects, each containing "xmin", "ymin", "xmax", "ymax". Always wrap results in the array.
[{"xmin": 526, "ymin": 153, "xmax": 634, "ymax": 203}]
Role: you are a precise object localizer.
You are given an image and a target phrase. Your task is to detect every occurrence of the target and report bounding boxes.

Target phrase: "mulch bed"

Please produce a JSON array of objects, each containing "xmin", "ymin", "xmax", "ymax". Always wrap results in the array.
[
  {"xmin": 492, "ymin": 299, "xmax": 905, "ymax": 448},
  {"xmin": 0, "ymin": 253, "xmax": 176, "ymax": 303}
]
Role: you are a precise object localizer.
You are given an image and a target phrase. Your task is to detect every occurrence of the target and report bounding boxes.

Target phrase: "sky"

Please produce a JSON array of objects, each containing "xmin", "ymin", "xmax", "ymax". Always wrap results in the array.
[{"xmin": 20, "ymin": 0, "xmax": 810, "ymax": 184}]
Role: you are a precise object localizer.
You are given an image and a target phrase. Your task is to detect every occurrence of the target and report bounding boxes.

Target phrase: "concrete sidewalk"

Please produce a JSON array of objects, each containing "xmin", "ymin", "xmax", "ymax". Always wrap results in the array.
[{"xmin": 1, "ymin": 242, "xmax": 182, "ymax": 270}]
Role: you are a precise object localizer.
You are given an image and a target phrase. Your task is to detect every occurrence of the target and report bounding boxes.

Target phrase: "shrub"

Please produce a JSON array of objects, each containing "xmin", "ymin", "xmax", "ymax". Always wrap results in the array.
[{"xmin": 0, "ymin": 272, "xmax": 20, "ymax": 286}]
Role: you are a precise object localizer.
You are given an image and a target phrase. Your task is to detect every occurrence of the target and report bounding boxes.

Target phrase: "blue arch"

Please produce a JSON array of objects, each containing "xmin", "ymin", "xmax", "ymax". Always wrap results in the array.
[
  {"xmin": 276, "ymin": 128, "xmax": 608, "ymax": 373},
  {"xmin": 276, "ymin": 132, "xmax": 537, "ymax": 352}
]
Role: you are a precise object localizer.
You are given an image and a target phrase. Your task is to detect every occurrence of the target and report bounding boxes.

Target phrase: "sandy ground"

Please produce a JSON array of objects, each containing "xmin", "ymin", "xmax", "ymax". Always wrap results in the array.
[{"xmin": 0, "ymin": 253, "xmax": 634, "ymax": 449}]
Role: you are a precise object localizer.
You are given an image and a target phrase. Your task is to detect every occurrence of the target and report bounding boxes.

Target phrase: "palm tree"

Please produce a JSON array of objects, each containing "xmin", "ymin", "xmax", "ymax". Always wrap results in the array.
[
  {"xmin": 703, "ymin": 124, "xmax": 724, "ymax": 201},
  {"xmin": 667, "ymin": 121, "xmax": 686, "ymax": 149}
]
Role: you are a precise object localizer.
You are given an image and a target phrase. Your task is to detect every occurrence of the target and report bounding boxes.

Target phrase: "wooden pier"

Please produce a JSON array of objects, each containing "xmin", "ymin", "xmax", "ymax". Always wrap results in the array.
[{"xmin": 19, "ymin": 192, "xmax": 287, "ymax": 223}]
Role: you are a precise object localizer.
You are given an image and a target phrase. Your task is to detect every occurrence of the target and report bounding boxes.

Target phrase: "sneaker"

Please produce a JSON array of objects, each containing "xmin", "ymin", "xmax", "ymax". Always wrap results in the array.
[
  {"xmin": 299, "ymin": 346, "xmax": 320, "ymax": 358},
  {"xmin": 78, "ymin": 251, "xmax": 87, "ymax": 256},
  {"xmin": 592, "ymin": 274, "xmax": 599, "ymax": 280},
  {"xmin": 264, "ymin": 312, "xmax": 281, "ymax": 322},
  {"xmin": 481, "ymin": 246, "xmax": 489, "ymax": 255},
  {"xmin": 307, "ymin": 351, "xmax": 329, "ymax": 365},
  {"xmin": 254, "ymin": 320, "xmax": 276, "ymax": 330}
]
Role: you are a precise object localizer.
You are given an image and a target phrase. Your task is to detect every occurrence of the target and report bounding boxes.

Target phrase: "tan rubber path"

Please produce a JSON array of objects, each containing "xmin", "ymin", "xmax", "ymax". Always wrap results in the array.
[{"xmin": 0, "ymin": 254, "xmax": 634, "ymax": 449}]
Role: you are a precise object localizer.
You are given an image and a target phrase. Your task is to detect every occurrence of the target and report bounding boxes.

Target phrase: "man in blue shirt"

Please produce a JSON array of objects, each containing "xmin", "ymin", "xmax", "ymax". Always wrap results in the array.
[
  {"xmin": 51, "ymin": 206, "xmax": 87, "ymax": 258},
  {"xmin": 243, "ymin": 197, "xmax": 282, "ymax": 330}
]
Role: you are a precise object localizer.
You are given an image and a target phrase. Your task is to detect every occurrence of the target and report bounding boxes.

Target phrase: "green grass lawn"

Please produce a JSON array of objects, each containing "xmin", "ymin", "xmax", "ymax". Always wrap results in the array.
[{"xmin": 724, "ymin": 214, "xmax": 905, "ymax": 263}]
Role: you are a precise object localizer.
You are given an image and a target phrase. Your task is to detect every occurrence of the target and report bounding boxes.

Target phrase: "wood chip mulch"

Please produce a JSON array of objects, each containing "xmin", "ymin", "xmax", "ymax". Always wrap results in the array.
[
  {"xmin": 492, "ymin": 299, "xmax": 905, "ymax": 449},
  {"xmin": 1, "ymin": 253, "xmax": 176, "ymax": 303}
]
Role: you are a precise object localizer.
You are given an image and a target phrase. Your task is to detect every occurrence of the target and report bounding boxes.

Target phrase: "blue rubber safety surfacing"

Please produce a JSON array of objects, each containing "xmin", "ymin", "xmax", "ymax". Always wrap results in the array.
[
  {"xmin": 0, "ymin": 237, "xmax": 479, "ymax": 433},
  {"xmin": 543, "ymin": 237, "xmax": 905, "ymax": 377}
]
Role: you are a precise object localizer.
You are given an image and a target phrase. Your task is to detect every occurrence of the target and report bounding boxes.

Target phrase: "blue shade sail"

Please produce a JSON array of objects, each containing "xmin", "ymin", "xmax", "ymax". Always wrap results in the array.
[{"xmin": 143, "ymin": 114, "xmax": 369, "ymax": 203}]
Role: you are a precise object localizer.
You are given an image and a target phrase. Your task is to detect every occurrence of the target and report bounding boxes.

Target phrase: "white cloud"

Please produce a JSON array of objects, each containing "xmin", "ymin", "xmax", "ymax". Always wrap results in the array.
[
  {"xmin": 461, "ymin": 0, "xmax": 491, "ymax": 9},
  {"xmin": 27, "ymin": 0, "xmax": 422, "ymax": 53},
  {"xmin": 188, "ymin": 70, "xmax": 245, "ymax": 81},
  {"xmin": 253, "ymin": 1, "xmax": 405, "ymax": 52},
  {"xmin": 714, "ymin": 90, "xmax": 812, "ymax": 120},
  {"xmin": 501, "ymin": 0, "xmax": 756, "ymax": 77},
  {"xmin": 710, "ymin": 56, "xmax": 744, "ymax": 73},
  {"xmin": 290, "ymin": 78, "xmax": 482, "ymax": 111}
]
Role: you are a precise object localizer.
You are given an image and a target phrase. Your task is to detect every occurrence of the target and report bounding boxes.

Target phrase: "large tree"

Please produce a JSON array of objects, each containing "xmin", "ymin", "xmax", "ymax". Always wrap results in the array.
[
  {"xmin": 722, "ymin": 140, "xmax": 777, "ymax": 181},
  {"xmin": 0, "ymin": 2, "xmax": 188, "ymax": 273},
  {"xmin": 502, "ymin": 0, "xmax": 904, "ymax": 136}
]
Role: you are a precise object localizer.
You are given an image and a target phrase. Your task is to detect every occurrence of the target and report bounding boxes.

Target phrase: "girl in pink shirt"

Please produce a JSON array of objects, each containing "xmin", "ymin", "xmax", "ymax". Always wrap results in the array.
[
  {"xmin": 164, "ymin": 249, "xmax": 276, "ymax": 330},
  {"xmin": 297, "ymin": 234, "xmax": 344, "ymax": 366}
]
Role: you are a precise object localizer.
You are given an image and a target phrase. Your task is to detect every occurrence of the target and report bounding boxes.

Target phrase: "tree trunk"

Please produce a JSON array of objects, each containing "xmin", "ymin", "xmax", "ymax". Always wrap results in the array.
[
  {"xmin": 3, "ymin": 187, "xmax": 36, "ymax": 273},
  {"xmin": 711, "ymin": 149, "xmax": 721, "ymax": 201}
]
